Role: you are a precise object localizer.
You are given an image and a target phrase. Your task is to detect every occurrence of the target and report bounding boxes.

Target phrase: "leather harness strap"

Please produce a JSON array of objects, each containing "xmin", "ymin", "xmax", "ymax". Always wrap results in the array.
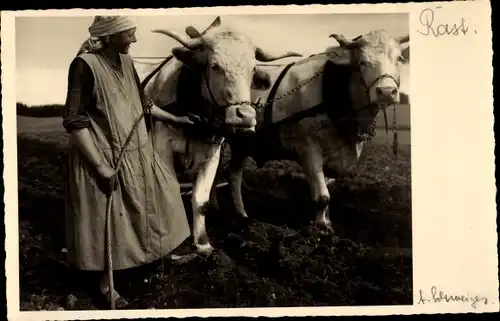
[
  {"xmin": 260, "ymin": 61, "xmax": 335, "ymax": 130},
  {"xmin": 140, "ymin": 55, "xmax": 174, "ymax": 91},
  {"xmin": 262, "ymin": 62, "xmax": 296, "ymax": 127}
]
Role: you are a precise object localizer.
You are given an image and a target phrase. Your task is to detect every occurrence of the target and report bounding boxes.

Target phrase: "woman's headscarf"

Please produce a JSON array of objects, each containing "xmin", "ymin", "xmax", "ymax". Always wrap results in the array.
[{"xmin": 77, "ymin": 15, "xmax": 137, "ymax": 55}]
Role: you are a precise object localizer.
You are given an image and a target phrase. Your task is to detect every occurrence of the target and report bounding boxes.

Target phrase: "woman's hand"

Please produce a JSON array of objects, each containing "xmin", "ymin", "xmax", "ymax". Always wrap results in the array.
[
  {"xmin": 187, "ymin": 113, "xmax": 204, "ymax": 125},
  {"xmin": 96, "ymin": 163, "xmax": 119, "ymax": 195},
  {"xmin": 174, "ymin": 115, "xmax": 196, "ymax": 125},
  {"xmin": 150, "ymin": 105, "xmax": 197, "ymax": 125},
  {"xmin": 96, "ymin": 162, "xmax": 115, "ymax": 179}
]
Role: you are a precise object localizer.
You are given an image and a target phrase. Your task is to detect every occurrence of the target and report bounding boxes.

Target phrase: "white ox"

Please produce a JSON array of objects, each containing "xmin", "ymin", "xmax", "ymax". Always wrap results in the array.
[
  {"xmin": 209, "ymin": 29, "xmax": 410, "ymax": 233},
  {"xmin": 142, "ymin": 17, "xmax": 302, "ymax": 253}
]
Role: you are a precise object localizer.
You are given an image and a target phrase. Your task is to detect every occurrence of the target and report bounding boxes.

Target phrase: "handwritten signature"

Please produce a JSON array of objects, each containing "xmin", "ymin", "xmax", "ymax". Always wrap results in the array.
[
  {"xmin": 417, "ymin": 286, "xmax": 489, "ymax": 309},
  {"xmin": 418, "ymin": 6, "xmax": 475, "ymax": 37}
]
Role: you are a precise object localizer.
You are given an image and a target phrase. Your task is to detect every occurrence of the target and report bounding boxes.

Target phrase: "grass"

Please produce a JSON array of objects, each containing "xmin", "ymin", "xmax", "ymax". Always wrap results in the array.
[
  {"xmin": 16, "ymin": 115, "xmax": 412, "ymax": 310},
  {"xmin": 16, "ymin": 99, "xmax": 411, "ymax": 130}
]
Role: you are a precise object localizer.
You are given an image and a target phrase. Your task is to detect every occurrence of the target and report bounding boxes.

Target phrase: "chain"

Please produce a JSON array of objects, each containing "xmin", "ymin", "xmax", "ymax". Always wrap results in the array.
[
  {"xmin": 254, "ymin": 51, "xmax": 352, "ymax": 109},
  {"xmin": 254, "ymin": 64, "xmax": 327, "ymax": 110},
  {"xmin": 250, "ymin": 55, "xmax": 400, "ymax": 152},
  {"xmin": 250, "ymin": 58, "xmax": 377, "ymax": 145}
]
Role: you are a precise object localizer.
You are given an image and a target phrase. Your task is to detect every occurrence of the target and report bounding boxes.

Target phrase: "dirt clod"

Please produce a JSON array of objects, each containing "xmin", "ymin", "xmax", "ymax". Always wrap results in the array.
[{"xmin": 18, "ymin": 124, "xmax": 412, "ymax": 310}]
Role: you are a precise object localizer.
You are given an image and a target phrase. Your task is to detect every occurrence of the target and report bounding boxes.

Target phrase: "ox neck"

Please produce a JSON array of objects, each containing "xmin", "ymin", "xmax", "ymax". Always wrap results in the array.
[
  {"xmin": 171, "ymin": 65, "xmax": 227, "ymax": 143},
  {"xmin": 350, "ymin": 71, "xmax": 379, "ymax": 121}
]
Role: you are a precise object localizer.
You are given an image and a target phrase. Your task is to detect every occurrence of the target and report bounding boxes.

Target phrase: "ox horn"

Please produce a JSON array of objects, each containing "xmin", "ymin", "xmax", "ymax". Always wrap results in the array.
[
  {"xmin": 152, "ymin": 29, "xmax": 204, "ymax": 50},
  {"xmin": 185, "ymin": 26, "xmax": 202, "ymax": 39},
  {"xmin": 329, "ymin": 33, "xmax": 361, "ymax": 49},
  {"xmin": 185, "ymin": 16, "xmax": 221, "ymax": 39},
  {"xmin": 397, "ymin": 34, "xmax": 409, "ymax": 44},
  {"xmin": 203, "ymin": 16, "xmax": 221, "ymax": 34},
  {"xmin": 255, "ymin": 47, "xmax": 303, "ymax": 62}
]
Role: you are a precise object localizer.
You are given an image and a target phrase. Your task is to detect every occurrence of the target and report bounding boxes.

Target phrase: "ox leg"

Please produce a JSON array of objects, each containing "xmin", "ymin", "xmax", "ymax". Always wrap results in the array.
[
  {"xmin": 208, "ymin": 154, "xmax": 223, "ymax": 211},
  {"xmin": 227, "ymin": 135, "xmax": 252, "ymax": 218},
  {"xmin": 208, "ymin": 182, "xmax": 219, "ymax": 211},
  {"xmin": 191, "ymin": 144, "xmax": 222, "ymax": 254},
  {"xmin": 228, "ymin": 155, "xmax": 249, "ymax": 218},
  {"xmin": 297, "ymin": 149, "xmax": 333, "ymax": 233}
]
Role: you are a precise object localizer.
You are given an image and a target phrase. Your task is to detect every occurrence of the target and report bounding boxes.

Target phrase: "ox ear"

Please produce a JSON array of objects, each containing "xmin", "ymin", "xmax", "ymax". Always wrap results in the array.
[
  {"xmin": 398, "ymin": 34, "xmax": 410, "ymax": 63},
  {"xmin": 251, "ymin": 67, "xmax": 272, "ymax": 90},
  {"xmin": 186, "ymin": 26, "xmax": 202, "ymax": 39},
  {"xmin": 325, "ymin": 46, "xmax": 352, "ymax": 66},
  {"xmin": 172, "ymin": 47, "xmax": 201, "ymax": 68},
  {"xmin": 401, "ymin": 44, "xmax": 410, "ymax": 63}
]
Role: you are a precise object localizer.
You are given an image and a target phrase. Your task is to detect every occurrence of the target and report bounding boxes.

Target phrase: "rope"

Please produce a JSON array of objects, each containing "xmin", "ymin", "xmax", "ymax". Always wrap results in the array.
[
  {"xmin": 149, "ymin": 107, "xmax": 165, "ymax": 279},
  {"xmin": 105, "ymin": 109, "xmax": 148, "ymax": 310}
]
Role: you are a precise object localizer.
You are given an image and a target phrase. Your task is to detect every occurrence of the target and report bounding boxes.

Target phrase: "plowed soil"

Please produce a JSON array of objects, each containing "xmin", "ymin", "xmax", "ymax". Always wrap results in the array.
[{"xmin": 17, "ymin": 117, "xmax": 412, "ymax": 310}]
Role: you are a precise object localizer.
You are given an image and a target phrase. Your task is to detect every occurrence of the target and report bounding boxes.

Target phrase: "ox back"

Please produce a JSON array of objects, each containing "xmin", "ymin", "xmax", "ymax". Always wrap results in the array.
[{"xmin": 237, "ymin": 58, "xmax": 359, "ymax": 169}]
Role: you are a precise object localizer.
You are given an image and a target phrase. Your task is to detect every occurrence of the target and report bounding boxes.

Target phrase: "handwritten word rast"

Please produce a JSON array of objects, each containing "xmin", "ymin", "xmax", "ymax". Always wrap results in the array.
[
  {"xmin": 418, "ymin": 286, "xmax": 489, "ymax": 309},
  {"xmin": 418, "ymin": 6, "xmax": 474, "ymax": 37}
]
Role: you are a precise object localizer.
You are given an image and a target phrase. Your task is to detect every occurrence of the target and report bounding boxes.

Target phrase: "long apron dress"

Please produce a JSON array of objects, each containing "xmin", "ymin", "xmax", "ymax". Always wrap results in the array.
[{"xmin": 64, "ymin": 52, "xmax": 191, "ymax": 271}]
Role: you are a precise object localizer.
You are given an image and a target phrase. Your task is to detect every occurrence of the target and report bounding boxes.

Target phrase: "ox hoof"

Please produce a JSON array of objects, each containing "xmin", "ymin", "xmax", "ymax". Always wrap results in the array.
[
  {"xmin": 314, "ymin": 220, "xmax": 334, "ymax": 235},
  {"xmin": 195, "ymin": 243, "xmax": 214, "ymax": 256},
  {"xmin": 170, "ymin": 253, "xmax": 198, "ymax": 265},
  {"xmin": 233, "ymin": 216, "xmax": 253, "ymax": 234},
  {"xmin": 231, "ymin": 208, "xmax": 248, "ymax": 219}
]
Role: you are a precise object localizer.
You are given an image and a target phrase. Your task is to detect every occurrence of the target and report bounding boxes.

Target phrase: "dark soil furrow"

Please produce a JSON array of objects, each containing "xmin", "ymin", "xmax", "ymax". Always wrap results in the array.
[{"xmin": 17, "ymin": 131, "xmax": 412, "ymax": 310}]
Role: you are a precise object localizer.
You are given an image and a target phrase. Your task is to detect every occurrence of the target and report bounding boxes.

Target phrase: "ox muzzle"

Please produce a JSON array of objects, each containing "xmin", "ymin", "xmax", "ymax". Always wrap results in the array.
[
  {"xmin": 364, "ymin": 74, "xmax": 401, "ymax": 106},
  {"xmin": 203, "ymin": 74, "xmax": 257, "ymax": 136},
  {"xmin": 225, "ymin": 103, "xmax": 257, "ymax": 132}
]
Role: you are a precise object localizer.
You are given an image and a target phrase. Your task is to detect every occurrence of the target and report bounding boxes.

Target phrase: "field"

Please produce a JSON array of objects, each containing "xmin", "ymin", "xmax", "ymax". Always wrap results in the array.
[{"xmin": 16, "ymin": 115, "xmax": 412, "ymax": 310}]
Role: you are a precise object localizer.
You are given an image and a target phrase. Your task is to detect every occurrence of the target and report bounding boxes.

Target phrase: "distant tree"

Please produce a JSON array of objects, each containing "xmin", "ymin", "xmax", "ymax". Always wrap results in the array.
[
  {"xmin": 401, "ymin": 46, "xmax": 409, "ymax": 62},
  {"xmin": 17, "ymin": 102, "xmax": 66, "ymax": 117},
  {"xmin": 399, "ymin": 93, "xmax": 410, "ymax": 104},
  {"xmin": 15, "ymin": 93, "xmax": 410, "ymax": 118}
]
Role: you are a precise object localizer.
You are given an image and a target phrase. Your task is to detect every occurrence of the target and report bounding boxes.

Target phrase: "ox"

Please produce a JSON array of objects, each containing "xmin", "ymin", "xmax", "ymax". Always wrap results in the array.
[
  {"xmin": 142, "ymin": 16, "xmax": 302, "ymax": 254},
  {"xmin": 195, "ymin": 29, "xmax": 410, "ymax": 233}
]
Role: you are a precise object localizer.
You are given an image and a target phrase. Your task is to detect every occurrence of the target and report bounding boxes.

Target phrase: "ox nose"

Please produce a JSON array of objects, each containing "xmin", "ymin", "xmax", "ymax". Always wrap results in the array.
[
  {"xmin": 375, "ymin": 86, "xmax": 399, "ymax": 103},
  {"xmin": 236, "ymin": 107, "xmax": 245, "ymax": 119},
  {"xmin": 236, "ymin": 106, "xmax": 255, "ymax": 119},
  {"xmin": 235, "ymin": 106, "xmax": 257, "ymax": 126}
]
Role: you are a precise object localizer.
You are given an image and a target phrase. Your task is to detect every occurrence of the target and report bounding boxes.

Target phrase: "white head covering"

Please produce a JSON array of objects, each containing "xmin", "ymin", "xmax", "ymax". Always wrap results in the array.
[{"xmin": 77, "ymin": 15, "xmax": 137, "ymax": 55}]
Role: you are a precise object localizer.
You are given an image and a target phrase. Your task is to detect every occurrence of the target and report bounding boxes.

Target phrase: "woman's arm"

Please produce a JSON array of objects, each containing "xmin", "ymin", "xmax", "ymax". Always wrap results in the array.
[
  {"xmin": 133, "ymin": 65, "xmax": 195, "ymax": 125},
  {"xmin": 72, "ymin": 128, "xmax": 109, "ymax": 170},
  {"xmin": 150, "ymin": 105, "xmax": 194, "ymax": 124},
  {"xmin": 63, "ymin": 58, "xmax": 111, "ymax": 173}
]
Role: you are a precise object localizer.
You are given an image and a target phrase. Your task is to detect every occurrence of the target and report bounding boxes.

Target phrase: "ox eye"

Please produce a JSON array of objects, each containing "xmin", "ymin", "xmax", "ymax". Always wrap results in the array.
[
  {"xmin": 397, "ymin": 55, "xmax": 405, "ymax": 63},
  {"xmin": 359, "ymin": 60, "xmax": 368, "ymax": 68},
  {"xmin": 211, "ymin": 63, "xmax": 223, "ymax": 73}
]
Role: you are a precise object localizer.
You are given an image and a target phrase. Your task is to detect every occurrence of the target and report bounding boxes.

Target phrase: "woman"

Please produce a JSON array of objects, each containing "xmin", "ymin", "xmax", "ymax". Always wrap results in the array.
[{"xmin": 62, "ymin": 16, "xmax": 192, "ymax": 308}]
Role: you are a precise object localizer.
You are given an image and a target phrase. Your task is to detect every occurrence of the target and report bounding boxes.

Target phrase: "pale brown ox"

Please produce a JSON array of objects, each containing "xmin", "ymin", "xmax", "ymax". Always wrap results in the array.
[
  {"xmin": 184, "ymin": 27, "xmax": 411, "ymax": 233},
  {"xmin": 143, "ymin": 16, "xmax": 302, "ymax": 253}
]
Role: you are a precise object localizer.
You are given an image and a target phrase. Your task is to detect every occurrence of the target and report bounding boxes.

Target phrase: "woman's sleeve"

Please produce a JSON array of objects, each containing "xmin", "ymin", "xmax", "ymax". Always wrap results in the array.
[{"xmin": 62, "ymin": 57, "xmax": 95, "ymax": 134}]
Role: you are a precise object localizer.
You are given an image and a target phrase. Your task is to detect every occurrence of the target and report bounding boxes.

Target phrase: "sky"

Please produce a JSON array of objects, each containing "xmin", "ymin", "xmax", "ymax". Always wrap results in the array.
[{"xmin": 15, "ymin": 13, "xmax": 409, "ymax": 106}]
